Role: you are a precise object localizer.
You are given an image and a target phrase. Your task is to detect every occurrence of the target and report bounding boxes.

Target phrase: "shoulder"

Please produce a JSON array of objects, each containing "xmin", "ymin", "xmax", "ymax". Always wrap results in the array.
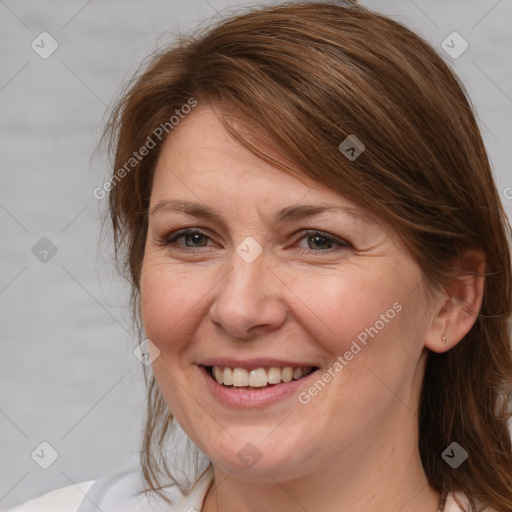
[
  {"xmin": 446, "ymin": 491, "xmax": 498, "ymax": 512},
  {"xmin": 7, "ymin": 427, "xmax": 212, "ymax": 512},
  {"xmin": 6, "ymin": 464, "xmax": 213, "ymax": 512},
  {"xmin": 6, "ymin": 481, "xmax": 96, "ymax": 512}
]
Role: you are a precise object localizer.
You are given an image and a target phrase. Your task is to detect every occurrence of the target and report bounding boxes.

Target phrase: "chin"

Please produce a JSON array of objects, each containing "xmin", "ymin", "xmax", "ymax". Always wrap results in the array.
[{"xmin": 198, "ymin": 425, "xmax": 316, "ymax": 481}]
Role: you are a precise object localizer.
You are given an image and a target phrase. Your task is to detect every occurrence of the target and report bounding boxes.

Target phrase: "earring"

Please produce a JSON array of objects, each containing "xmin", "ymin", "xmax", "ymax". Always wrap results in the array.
[{"xmin": 442, "ymin": 335, "xmax": 447, "ymax": 345}]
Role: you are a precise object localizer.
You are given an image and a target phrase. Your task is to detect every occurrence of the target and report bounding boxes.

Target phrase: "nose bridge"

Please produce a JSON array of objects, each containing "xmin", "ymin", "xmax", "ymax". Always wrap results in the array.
[
  {"xmin": 209, "ymin": 242, "xmax": 286, "ymax": 339},
  {"xmin": 224, "ymin": 234, "xmax": 269, "ymax": 296},
  {"xmin": 229, "ymin": 252, "xmax": 265, "ymax": 299}
]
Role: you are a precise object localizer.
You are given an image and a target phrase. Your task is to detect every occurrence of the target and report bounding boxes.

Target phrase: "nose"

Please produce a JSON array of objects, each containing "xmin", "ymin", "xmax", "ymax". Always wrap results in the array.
[{"xmin": 208, "ymin": 249, "xmax": 287, "ymax": 340}]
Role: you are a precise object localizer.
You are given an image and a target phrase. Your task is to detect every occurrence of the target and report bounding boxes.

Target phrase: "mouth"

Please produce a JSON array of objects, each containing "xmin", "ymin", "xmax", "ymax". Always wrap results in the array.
[{"xmin": 201, "ymin": 364, "xmax": 319, "ymax": 390}]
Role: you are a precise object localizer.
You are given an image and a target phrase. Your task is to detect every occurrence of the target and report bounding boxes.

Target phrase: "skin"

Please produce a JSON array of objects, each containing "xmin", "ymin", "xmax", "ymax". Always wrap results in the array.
[{"xmin": 140, "ymin": 106, "xmax": 485, "ymax": 512}]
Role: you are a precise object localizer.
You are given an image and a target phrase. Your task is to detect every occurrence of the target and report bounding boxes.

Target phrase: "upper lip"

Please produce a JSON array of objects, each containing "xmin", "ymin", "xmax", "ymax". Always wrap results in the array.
[{"xmin": 199, "ymin": 358, "xmax": 319, "ymax": 369}]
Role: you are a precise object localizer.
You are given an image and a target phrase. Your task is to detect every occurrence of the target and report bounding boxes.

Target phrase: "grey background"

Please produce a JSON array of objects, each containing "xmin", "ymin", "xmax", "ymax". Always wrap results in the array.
[{"xmin": 1, "ymin": 0, "xmax": 511, "ymax": 509}]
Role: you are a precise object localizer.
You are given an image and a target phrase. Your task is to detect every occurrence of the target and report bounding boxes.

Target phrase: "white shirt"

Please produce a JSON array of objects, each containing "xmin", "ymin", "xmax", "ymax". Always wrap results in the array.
[{"xmin": 6, "ymin": 465, "xmax": 213, "ymax": 512}]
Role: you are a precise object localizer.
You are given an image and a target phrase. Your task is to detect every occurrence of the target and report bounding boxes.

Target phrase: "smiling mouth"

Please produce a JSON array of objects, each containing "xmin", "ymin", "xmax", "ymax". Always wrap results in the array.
[{"xmin": 203, "ymin": 365, "xmax": 318, "ymax": 389}]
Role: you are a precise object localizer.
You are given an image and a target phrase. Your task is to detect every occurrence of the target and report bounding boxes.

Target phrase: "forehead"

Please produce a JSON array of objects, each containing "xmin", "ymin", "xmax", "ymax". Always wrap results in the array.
[
  {"xmin": 153, "ymin": 106, "xmax": 342, "ymax": 203},
  {"xmin": 154, "ymin": 111, "xmax": 346, "ymax": 216},
  {"xmin": 154, "ymin": 106, "xmax": 288, "ymax": 179}
]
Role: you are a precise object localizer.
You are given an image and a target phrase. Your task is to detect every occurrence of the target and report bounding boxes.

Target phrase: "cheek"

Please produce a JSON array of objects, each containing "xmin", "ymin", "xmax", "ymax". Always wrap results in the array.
[
  {"xmin": 286, "ymin": 263, "xmax": 413, "ymax": 358},
  {"xmin": 288, "ymin": 267, "xmax": 426, "ymax": 429},
  {"xmin": 140, "ymin": 257, "xmax": 209, "ymax": 355},
  {"xmin": 320, "ymin": 271, "xmax": 427, "ymax": 411}
]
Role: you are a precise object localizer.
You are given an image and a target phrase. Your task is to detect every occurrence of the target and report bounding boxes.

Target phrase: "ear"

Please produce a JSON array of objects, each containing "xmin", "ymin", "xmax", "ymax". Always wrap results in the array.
[{"xmin": 424, "ymin": 249, "xmax": 486, "ymax": 353}]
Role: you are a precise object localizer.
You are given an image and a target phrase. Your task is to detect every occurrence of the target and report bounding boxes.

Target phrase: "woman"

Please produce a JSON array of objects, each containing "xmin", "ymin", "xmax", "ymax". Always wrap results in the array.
[{"xmin": 10, "ymin": 1, "xmax": 512, "ymax": 511}]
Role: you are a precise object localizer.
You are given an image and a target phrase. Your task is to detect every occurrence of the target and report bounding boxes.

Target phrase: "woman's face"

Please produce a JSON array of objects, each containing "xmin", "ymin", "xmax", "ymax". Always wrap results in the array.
[{"xmin": 141, "ymin": 107, "xmax": 435, "ymax": 481}]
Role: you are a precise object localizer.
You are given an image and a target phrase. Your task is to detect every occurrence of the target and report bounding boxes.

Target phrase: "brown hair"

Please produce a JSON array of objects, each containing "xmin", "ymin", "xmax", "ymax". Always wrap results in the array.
[{"xmin": 102, "ymin": 2, "xmax": 512, "ymax": 510}]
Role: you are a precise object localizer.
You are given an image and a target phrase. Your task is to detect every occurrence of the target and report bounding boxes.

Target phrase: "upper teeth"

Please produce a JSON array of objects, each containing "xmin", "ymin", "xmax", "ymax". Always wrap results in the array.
[{"xmin": 212, "ymin": 366, "xmax": 313, "ymax": 387}]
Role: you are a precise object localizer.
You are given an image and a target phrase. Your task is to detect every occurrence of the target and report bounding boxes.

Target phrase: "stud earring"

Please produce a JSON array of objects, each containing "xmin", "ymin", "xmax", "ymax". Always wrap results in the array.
[{"xmin": 442, "ymin": 335, "xmax": 447, "ymax": 345}]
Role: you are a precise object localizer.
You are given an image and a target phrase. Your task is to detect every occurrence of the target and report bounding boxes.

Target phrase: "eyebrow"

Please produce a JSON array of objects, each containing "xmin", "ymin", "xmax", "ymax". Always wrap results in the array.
[{"xmin": 149, "ymin": 199, "xmax": 370, "ymax": 225}]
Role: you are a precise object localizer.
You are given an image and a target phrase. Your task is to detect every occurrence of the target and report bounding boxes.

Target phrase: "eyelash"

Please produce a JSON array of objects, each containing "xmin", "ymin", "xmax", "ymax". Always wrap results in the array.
[{"xmin": 158, "ymin": 228, "xmax": 351, "ymax": 254}]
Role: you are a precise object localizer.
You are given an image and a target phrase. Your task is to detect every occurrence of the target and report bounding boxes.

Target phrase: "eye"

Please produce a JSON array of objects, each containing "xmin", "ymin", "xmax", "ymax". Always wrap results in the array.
[
  {"xmin": 157, "ymin": 228, "xmax": 351, "ymax": 254},
  {"xmin": 162, "ymin": 229, "xmax": 212, "ymax": 248},
  {"xmin": 295, "ymin": 230, "xmax": 351, "ymax": 253}
]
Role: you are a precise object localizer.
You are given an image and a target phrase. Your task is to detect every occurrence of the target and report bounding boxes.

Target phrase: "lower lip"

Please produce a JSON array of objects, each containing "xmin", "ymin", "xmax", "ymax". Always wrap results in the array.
[{"xmin": 199, "ymin": 365, "xmax": 318, "ymax": 408}]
